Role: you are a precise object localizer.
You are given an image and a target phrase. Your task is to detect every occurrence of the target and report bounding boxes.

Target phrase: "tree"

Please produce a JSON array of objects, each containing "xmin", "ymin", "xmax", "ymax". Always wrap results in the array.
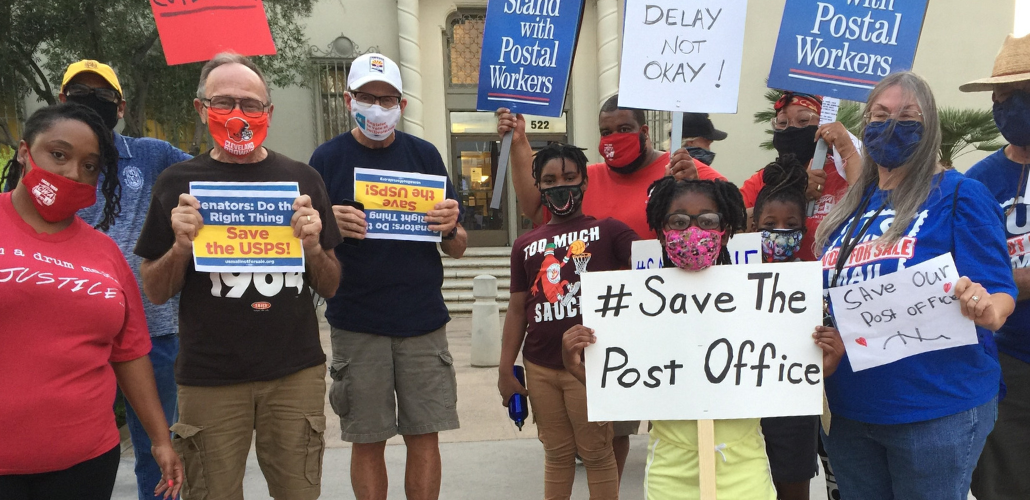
[
  {"xmin": 937, "ymin": 107, "xmax": 1004, "ymax": 169},
  {"xmin": 0, "ymin": 0, "xmax": 314, "ymax": 147}
]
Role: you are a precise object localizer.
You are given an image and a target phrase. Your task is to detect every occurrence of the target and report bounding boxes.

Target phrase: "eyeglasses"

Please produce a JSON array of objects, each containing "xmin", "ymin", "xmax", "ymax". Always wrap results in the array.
[
  {"xmin": 349, "ymin": 91, "xmax": 401, "ymax": 109},
  {"xmin": 772, "ymin": 111, "xmax": 819, "ymax": 131},
  {"xmin": 64, "ymin": 83, "xmax": 121, "ymax": 104},
  {"xmin": 664, "ymin": 212, "xmax": 723, "ymax": 231},
  {"xmin": 201, "ymin": 96, "xmax": 269, "ymax": 118},
  {"xmin": 864, "ymin": 109, "xmax": 923, "ymax": 123}
]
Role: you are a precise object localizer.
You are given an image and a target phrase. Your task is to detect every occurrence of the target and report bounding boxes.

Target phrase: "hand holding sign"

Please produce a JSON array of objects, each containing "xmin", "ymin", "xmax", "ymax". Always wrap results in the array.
[
  {"xmin": 953, "ymin": 276, "xmax": 1005, "ymax": 330},
  {"xmin": 291, "ymin": 195, "xmax": 322, "ymax": 252},
  {"xmin": 171, "ymin": 193, "xmax": 204, "ymax": 256}
]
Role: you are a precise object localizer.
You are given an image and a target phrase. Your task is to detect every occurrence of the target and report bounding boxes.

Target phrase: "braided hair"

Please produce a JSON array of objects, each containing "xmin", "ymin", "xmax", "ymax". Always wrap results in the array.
[
  {"xmin": 645, "ymin": 176, "xmax": 747, "ymax": 265},
  {"xmin": 752, "ymin": 154, "xmax": 809, "ymax": 227},
  {"xmin": 1, "ymin": 103, "xmax": 120, "ymax": 231},
  {"xmin": 531, "ymin": 143, "xmax": 589, "ymax": 185}
]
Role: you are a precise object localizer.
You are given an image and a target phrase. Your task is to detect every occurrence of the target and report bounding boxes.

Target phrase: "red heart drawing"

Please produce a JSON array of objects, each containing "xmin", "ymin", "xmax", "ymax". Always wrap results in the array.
[
  {"xmin": 856, "ymin": 337, "xmax": 868, "ymax": 347},
  {"xmin": 944, "ymin": 283, "xmax": 952, "ymax": 293}
]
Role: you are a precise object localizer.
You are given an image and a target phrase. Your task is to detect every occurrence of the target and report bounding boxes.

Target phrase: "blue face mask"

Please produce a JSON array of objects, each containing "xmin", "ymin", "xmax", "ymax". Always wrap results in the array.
[
  {"xmin": 863, "ymin": 120, "xmax": 924, "ymax": 171},
  {"xmin": 994, "ymin": 90, "xmax": 1030, "ymax": 147}
]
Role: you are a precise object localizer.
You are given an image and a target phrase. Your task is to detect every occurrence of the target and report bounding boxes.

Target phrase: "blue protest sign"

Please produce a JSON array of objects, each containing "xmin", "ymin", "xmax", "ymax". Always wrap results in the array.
[
  {"xmin": 476, "ymin": 0, "xmax": 586, "ymax": 117},
  {"xmin": 767, "ymin": 0, "xmax": 928, "ymax": 102}
]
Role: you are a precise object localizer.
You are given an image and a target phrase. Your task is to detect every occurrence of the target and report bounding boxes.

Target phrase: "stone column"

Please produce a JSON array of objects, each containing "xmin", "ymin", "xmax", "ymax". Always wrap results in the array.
[
  {"xmin": 596, "ymin": 0, "xmax": 621, "ymax": 105},
  {"xmin": 397, "ymin": 0, "xmax": 425, "ymax": 137}
]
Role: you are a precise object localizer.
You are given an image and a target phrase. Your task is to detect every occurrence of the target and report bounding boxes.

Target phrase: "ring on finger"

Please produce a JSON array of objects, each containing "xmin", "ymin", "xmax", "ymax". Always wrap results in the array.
[
  {"xmin": 306, "ymin": 215, "xmax": 311, "ymax": 223},
  {"xmin": 972, "ymin": 295, "xmax": 980, "ymax": 302}
]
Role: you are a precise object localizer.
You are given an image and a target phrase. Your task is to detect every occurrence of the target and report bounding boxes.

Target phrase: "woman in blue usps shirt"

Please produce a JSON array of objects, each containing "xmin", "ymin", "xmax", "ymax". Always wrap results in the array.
[{"xmin": 813, "ymin": 71, "xmax": 1017, "ymax": 500}]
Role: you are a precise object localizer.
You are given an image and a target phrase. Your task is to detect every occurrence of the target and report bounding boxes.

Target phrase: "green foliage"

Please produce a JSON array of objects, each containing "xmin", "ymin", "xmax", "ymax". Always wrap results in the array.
[
  {"xmin": 938, "ymin": 107, "xmax": 1004, "ymax": 168},
  {"xmin": 0, "ymin": 0, "xmax": 314, "ymax": 143},
  {"xmin": 753, "ymin": 88, "xmax": 862, "ymax": 150}
]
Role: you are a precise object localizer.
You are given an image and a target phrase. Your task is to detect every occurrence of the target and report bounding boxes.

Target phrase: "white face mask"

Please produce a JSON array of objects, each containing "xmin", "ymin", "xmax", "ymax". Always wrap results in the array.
[{"xmin": 350, "ymin": 101, "xmax": 401, "ymax": 141}]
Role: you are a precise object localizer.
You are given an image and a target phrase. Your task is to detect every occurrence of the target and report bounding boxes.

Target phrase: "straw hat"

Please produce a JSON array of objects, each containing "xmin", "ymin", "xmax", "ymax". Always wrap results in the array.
[{"xmin": 960, "ymin": 34, "xmax": 1030, "ymax": 92}]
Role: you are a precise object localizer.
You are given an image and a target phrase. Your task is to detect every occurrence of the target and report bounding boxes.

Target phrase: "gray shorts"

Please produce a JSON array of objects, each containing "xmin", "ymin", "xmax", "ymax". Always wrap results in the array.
[{"xmin": 328, "ymin": 326, "xmax": 459, "ymax": 443}]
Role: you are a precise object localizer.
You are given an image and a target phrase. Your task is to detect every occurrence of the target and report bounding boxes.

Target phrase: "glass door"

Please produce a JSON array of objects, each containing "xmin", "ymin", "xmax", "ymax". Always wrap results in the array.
[{"xmin": 453, "ymin": 137, "xmax": 507, "ymax": 247}]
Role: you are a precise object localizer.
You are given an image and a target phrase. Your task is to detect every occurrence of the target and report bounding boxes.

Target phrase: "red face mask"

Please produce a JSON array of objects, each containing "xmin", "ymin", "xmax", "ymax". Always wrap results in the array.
[
  {"xmin": 598, "ymin": 132, "xmax": 643, "ymax": 169},
  {"xmin": 208, "ymin": 108, "xmax": 269, "ymax": 157},
  {"xmin": 21, "ymin": 152, "xmax": 97, "ymax": 223}
]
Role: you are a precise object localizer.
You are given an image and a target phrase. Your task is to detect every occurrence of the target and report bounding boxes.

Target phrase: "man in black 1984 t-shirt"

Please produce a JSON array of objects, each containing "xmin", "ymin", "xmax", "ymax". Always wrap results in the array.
[{"xmin": 135, "ymin": 53, "xmax": 341, "ymax": 500}]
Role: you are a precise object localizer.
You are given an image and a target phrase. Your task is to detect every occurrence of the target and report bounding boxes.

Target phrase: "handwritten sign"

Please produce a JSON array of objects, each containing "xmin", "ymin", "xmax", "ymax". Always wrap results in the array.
[
  {"xmin": 150, "ymin": 0, "xmax": 277, "ymax": 66},
  {"xmin": 475, "ymin": 0, "xmax": 586, "ymax": 117},
  {"xmin": 631, "ymin": 233, "xmax": 762, "ymax": 270},
  {"xmin": 617, "ymin": 0, "xmax": 749, "ymax": 113},
  {"xmin": 827, "ymin": 254, "xmax": 978, "ymax": 372},
  {"xmin": 581, "ymin": 262, "xmax": 824, "ymax": 421},
  {"xmin": 767, "ymin": 0, "xmax": 929, "ymax": 102},
  {"xmin": 354, "ymin": 168, "xmax": 447, "ymax": 242},
  {"xmin": 191, "ymin": 182, "xmax": 303, "ymax": 273}
]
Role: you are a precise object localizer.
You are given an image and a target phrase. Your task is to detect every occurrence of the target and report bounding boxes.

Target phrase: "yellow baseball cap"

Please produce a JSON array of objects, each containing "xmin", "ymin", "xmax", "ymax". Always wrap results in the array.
[{"xmin": 62, "ymin": 60, "xmax": 123, "ymax": 96}]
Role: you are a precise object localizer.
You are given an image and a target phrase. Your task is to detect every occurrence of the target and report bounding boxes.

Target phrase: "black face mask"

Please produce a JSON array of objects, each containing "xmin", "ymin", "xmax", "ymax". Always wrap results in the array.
[
  {"xmin": 772, "ymin": 125, "xmax": 819, "ymax": 167},
  {"xmin": 67, "ymin": 94, "xmax": 120, "ymax": 130},
  {"xmin": 607, "ymin": 132, "xmax": 650, "ymax": 175},
  {"xmin": 686, "ymin": 146, "xmax": 716, "ymax": 165},
  {"xmin": 540, "ymin": 183, "xmax": 585, "ymax": 217}
]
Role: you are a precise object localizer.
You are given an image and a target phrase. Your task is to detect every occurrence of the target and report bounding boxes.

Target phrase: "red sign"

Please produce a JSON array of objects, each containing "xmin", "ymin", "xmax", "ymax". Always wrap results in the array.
[{"xmin": 150, "ymin": 0, "xmax": 277, "ymax": 66}]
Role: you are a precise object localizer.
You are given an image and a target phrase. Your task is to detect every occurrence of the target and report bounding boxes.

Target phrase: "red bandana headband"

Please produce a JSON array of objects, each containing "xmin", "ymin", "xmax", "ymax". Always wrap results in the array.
[{"xmin": 774, "ymin": 92, "xmax": 823, "ymax": 115}]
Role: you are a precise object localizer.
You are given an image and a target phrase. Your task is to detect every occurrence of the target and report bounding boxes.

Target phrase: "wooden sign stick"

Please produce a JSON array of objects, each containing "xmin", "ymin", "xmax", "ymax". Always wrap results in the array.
[{"xmin": 698, "ymin": 418, "xmax": 718, "ymax": 499}]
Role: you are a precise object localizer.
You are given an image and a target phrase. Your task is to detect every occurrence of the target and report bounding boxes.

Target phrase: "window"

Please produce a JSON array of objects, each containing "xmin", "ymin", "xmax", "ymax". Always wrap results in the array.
[
  {"xmin": 645, "ymin": 110, "xmax": 671, "ymax": 151},
  {"xmin": 313, "ymin": 59, "xmax": 353, "ymax": 144},
  {"xmin": 447, "ymin": 12, "xmax": 486, "ymax": 87}
]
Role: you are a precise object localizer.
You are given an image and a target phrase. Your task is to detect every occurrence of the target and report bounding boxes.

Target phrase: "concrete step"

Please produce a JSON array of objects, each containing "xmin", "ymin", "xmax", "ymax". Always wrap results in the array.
[
  {"xmin": 443, "ymin": 290, "xmax": 512, "ymax": 302},
  {"xmin": 445, "ymin": 246, "xmax": 513, "ymax": 257},
  {"xmin": 448, "ymin": 302, "xmax": 509, "ymax": 314},
  {"xmin": 442, "ymin": 257, "xmax": 510, "ymax": 268},
  {"xmin": 443, "ymin": 268, "xmax": 511, "ymax": 279},
  {"xmin": 442, "ymin": 278, "xmax": 511, "ymax": 290}
]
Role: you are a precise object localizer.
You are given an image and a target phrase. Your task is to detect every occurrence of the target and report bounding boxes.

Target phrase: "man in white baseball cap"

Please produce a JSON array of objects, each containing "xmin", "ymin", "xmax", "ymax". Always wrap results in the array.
[
  {"xmin": 963, "ymin": 33, "xmax": 1030, "ymax": 500},
  {"xmin": 308, "ymin": 52, "xmax": 467, "ymax": 500}
]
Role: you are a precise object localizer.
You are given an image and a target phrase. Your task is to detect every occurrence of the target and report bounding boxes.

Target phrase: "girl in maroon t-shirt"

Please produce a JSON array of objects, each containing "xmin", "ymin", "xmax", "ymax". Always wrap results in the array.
[
  {"xmin": 0, "ymin": 104, "xmax": 182, "ymax": 499},
  {"xmin": 499, "ymin": 143, "xmax": 636, "ymax": 500}
]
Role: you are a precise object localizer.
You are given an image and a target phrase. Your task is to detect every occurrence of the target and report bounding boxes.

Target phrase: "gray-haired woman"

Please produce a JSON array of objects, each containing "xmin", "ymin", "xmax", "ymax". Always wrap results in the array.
[{"xmin": 815, "ymin": 71, "xmax": 1016, "ymax": 500}]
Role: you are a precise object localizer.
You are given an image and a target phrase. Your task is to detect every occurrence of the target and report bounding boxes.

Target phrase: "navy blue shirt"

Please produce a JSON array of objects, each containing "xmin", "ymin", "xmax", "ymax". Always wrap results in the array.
[
  {"xmin": 78, "ymin": 132, "xmax": 191, "ymax": 337},
  {"xmin": 310, "ymin": 131, "xmax": 463, "ymax": 337},
  {"xmin": 822, "ymin": 170, "xmax": 1016, "ymax": 424},
  {"xmin": 966, "ymin": 148, "xmax": 1030, "ymax": 364}
]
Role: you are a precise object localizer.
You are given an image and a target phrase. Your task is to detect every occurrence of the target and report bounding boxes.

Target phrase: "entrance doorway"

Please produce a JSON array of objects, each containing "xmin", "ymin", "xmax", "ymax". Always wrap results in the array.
[{"xmin": 449, "ymin": 112, "xmax": 568, "ymax": 247}]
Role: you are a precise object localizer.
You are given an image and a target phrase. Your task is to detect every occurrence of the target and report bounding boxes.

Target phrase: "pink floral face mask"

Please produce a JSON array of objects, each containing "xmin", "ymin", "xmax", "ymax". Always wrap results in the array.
[{"xmin": 663, "ymin": 226, "xmax": 725, "ymax": 271}]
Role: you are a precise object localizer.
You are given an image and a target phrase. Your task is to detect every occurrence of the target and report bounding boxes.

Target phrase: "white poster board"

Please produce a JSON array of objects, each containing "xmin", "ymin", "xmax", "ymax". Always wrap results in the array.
[
  {"xmin": 631, "ymin": 233, "xmax": 762, "ymax": 270},
  {"xmin": 618, "ymin": 0, "xmax": 749, "ymax": 113},
  {"xmin": 581, "ymin": 262, "xmax": 824, "ymax": 421},
  {"xmin": 827, "ymin": 254, "xmax": 979, "ymax": 372}
]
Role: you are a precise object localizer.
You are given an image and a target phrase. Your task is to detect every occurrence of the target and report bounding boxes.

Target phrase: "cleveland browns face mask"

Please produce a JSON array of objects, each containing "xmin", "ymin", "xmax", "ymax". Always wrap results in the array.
[{"xmin": 208, "ymin": 108, "xmax": 269, "ymax": 157}]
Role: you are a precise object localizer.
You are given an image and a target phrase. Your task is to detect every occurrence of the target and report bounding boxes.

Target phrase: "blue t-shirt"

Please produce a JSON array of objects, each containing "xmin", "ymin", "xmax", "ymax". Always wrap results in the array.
[
  {"xmin": 78, "ymin": 133, "xmax": 191, "ymax": 337},
  {"xmin": 822, "ymin": 169, "xmax": 1016, "ymax": 424},
  {"xmin": 309, "ymin": 131, "xmax": 464, "ymax": 337},
  {"xmin": 965, "ymin": 148, "xmax": 1030, "ymax": 364}
]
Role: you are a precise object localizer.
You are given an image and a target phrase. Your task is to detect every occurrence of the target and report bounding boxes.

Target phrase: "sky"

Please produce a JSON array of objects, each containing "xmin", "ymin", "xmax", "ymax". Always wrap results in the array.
[{"xmin": 1018, "ymin": 0, "xmax": 1030, "ymax": 36}]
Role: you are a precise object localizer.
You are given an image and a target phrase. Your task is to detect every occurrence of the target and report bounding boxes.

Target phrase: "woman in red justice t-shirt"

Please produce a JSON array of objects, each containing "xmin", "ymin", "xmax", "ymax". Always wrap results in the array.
[{"xmin": 0, "ymin": 104, "xmax": 182, "ymax": 500}]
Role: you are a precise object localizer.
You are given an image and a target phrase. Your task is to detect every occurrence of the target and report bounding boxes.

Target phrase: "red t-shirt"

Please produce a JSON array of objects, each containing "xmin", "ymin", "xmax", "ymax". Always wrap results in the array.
[
  {"xmin": 544, "ymin": 152, "xmax": 726, "ymax": 239},
  {"xmin": 739, "ymin": 156, "xmax": 849, "ymax": 261},
  {"xmin": 510, "ymin": 215, "xmax": 637, "ymax": 369},
  {"xmin": 0, "ymin": 192, "xmax": 151, "ymax": 474}
]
